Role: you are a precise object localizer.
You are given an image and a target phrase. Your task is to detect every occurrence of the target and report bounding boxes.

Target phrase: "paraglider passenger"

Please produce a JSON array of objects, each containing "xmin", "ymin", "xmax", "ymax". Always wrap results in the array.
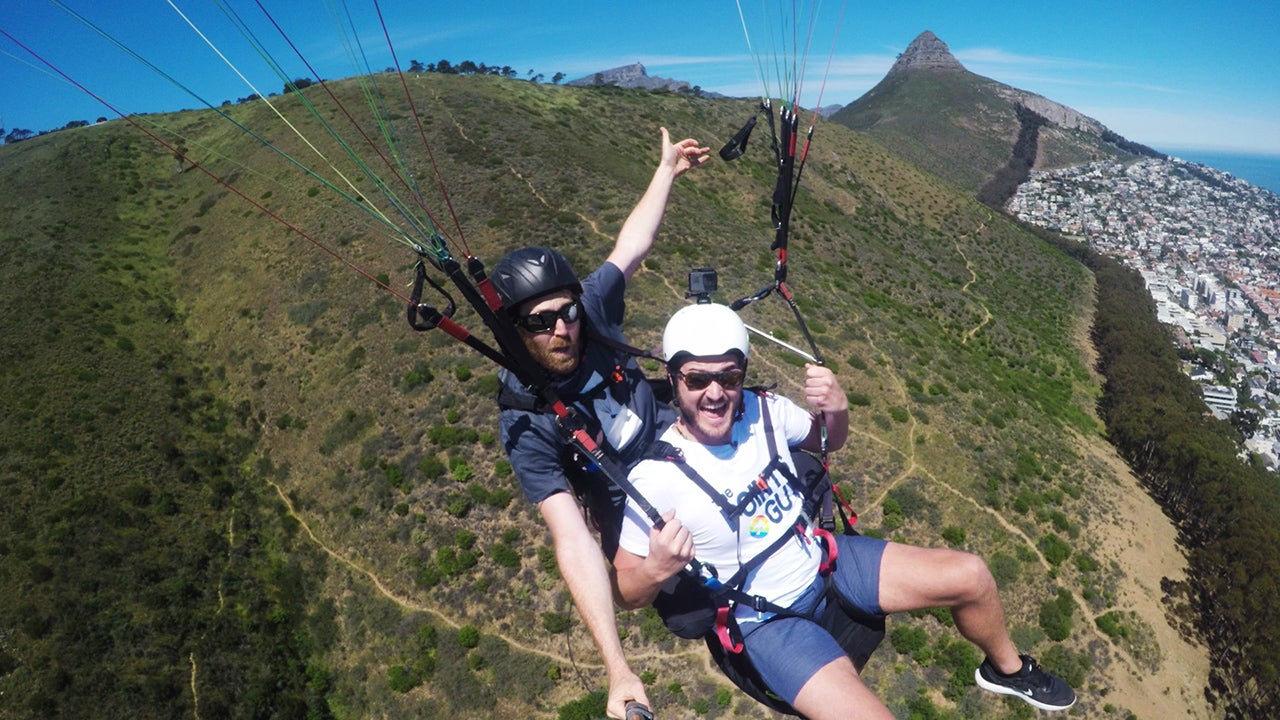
[
  {"xmin": 491, "ymin": 128, "xmax": 709, "ymax": 720},
  {"xmin": 611, "ymin": 303, "xmax": 1078, "ymax": 718}
]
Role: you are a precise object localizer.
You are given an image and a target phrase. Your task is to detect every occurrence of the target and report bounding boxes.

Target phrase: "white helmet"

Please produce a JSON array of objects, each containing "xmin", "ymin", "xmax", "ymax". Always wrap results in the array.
[{"xmin": 663, "ymin": 303, "xmax": 750, "ymax": 367}]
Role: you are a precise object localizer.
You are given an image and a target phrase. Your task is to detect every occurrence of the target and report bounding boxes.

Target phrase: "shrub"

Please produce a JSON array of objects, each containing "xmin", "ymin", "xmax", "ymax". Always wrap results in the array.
[
  {"xmin": 475, "ymin": 373, "xmax": 500, "ymax": 395},
  {"xmin": 889, "ymin": 623, "xmax": 928, "ymax": 657},
  {"xmin": 457, "ymin": 625, "xmax": 480, "ymax": 648},
  {"xmin": 387, "ymin": 665, "xmax": 419, "ymax": 693},
  {"xmin": 940, "ymin": 526, "xmax": 966, "ymax": 546},
  {"xmin": 490, "ymin": 543, "xmax": 521, "ymax": 569},
  {"xmin": 847, "ymin": 391, "xmax": 872, "ymax": 407},
  {"xmin": 1038, "ymin": 644, "xmax": 1093, "ymax": 688},
  {"xmin": 1038, "ymin": 588, "xmax": 1077, "ymax": 641},
  {"xmin": 1037, "ymin": 533, "xmax": 1072, "ymax": 566},
  {"xmin": 988, "ymin": 552, "xmax": 1021, "ymax": 588},
  {"xmin": 542, "ymin": 612, "xmax": 572, "ymax": 634},
  {"xmin": 485, "ymin": 487, "xmax": 513, "ymax": 509},
  {"xmin": 1095, "ymin": 611, "xmax": 1129, "ymax": 639},
  {"xmin": 401, "ymin": 360, "xmax": 435, "ymax": 391},
  {"xmin": 443, "ymin": 493, "xmax": 471, "ymax": 518},
  {"xmin": 451, "ymin": 461, "xmax": 474, "ymax": 483},
  {"xmin": 418, "ymin": 455, "xmax": 446, "ymax": 479},
  {"xmin": 467, "ymin": 482, "xmax": 491, "ymax": 504},
  {"xmin": 557, "ymin": 691, "xmax": 606, "ymax": 720},
  {"xmin": 428, "ymin": 425, "xmax": 479, "ymax": 446},
  {"xmin": 1074, "ymin": 553, "xmax": 1100, "ymax": 572},
  {"xmin": 384, "ymin": 463, "xmax": 406, "ymax": 491}
]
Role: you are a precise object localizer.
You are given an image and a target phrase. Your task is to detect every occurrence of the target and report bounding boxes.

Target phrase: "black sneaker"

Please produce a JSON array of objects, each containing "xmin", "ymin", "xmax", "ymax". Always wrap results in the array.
[{"xmin": 974, "ymin": 654, "xmax": 1077, "ymax": 711}]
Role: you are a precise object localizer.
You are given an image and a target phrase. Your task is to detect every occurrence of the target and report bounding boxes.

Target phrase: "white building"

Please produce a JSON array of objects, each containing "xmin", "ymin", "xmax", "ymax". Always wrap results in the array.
[{"xmin": 1201, "ymin": 384, "xmax": 1238, "ymax": 419}]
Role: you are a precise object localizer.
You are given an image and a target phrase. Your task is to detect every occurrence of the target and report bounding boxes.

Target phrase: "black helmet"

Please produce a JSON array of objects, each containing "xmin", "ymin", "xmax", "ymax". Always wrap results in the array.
[{"xmin": 490, "ymin": 246, "xmax": 583, "ymax": 312}]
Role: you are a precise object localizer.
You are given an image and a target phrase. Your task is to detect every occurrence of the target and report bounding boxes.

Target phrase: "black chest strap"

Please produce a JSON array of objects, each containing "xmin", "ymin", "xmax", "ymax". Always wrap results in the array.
[{"xmin": 655, "ymin": 390, "xmax": 803, "ymax": 525}]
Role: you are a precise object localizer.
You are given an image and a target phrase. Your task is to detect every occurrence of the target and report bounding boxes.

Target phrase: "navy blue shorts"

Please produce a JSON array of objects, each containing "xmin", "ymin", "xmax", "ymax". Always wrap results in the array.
[{"xmin": 737, "ymin": 533, "xmax": 888, "ymax": 705}]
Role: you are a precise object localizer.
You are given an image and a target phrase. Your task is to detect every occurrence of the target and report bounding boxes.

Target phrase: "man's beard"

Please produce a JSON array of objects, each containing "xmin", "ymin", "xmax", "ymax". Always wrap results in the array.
[
  {"xmin": 677, "ymin": 394, "xmax": 742, "ymax": 445},
  {"xmin": 527, "ymin": 335, "xmax": 579, "ymax": 375}
]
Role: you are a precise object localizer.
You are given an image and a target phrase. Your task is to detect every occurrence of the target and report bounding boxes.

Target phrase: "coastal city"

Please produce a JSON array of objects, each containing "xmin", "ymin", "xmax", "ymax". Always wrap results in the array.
[{"xmin": 1007, "ymin": 157, "xmax": 1280, "ymax": 468}]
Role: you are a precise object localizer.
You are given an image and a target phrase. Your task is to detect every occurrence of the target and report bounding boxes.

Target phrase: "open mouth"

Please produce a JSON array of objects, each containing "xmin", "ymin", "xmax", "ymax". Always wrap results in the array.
[{"xmin": 699, "ymin": 399, "xmax": 730, "ymax": 421}]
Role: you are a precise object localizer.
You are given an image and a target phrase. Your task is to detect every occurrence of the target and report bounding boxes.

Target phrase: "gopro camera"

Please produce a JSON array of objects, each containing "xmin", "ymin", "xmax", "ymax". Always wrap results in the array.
[{"xmin": 687, "ymin": 268, "xmax": 718, "ymax": 303}]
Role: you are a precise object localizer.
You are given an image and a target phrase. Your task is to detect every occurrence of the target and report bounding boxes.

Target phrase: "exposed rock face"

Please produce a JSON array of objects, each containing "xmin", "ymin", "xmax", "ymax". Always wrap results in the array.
[
  {"xmin": 567, "ymin": 63, "xmax": 692, "ymax": 93},
  {"xmin": 995, "ymin": 87, "xmax": 1107, "ymax": 134},
  {"xmin": 887, "ymin": 31, "xmax": 966, "ymax": 75}
]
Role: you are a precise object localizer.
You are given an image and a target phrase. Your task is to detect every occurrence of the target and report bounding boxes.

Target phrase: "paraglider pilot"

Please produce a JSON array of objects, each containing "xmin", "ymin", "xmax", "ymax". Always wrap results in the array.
[{"xmin": 491, "ymin": 128, "xmax": 709, "ymax": 719}]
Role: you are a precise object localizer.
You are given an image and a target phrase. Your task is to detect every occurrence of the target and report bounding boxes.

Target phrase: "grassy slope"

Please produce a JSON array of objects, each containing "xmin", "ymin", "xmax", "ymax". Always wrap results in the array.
[
  {"xmin": 833, "ymin": 70, "xmax": 1141, "ymax": 193},
  {"xmin": 0, "ymin": 73, "xmax": 1201, "ymax": 719}
]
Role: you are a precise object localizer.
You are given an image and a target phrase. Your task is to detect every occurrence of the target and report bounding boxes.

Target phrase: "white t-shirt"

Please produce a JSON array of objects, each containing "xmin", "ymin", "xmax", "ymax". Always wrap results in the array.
[{"xmin": 618, "ymin": 391, "xmax": 822, "ymax": 624}]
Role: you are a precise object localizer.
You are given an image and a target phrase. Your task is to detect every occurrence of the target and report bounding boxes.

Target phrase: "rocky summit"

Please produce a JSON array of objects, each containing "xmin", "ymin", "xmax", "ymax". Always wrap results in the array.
[
  {"xmin": 887, "ymin": 30, "xmax": 967, "ymax": 75},
  {"xmin": 567, "ymin": 62, "xmax": 693, "ymax": 93}
]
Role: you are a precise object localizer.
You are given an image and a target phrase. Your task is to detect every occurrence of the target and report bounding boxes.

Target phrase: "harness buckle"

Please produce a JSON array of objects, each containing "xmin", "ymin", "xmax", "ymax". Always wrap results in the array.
[{"xmin": 698, "ymin": 561, "xmax": 721, "ymax": 587}]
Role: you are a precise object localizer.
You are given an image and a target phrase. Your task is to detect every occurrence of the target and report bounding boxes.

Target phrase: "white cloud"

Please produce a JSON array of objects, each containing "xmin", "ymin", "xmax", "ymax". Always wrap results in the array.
[{"xmin": 956, "ymin": 47, "xmax": 1112, "ymax": 71}]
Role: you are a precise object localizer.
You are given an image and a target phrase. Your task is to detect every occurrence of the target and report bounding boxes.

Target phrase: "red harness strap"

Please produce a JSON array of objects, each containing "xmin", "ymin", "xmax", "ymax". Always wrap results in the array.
[
  {"xmin": 815, "ymin": 527, "xmax": 838, "ymax": 576},
  {"xmin": 715, "ymin": 606, "xmax": 744, "ymax": 654}
]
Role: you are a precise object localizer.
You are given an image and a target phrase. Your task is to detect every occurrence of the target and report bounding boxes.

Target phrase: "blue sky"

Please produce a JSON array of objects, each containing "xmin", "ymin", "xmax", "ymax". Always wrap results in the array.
[{"xmin": 3, "ymin": 0, "xmax": 1278, "ymax": 156}]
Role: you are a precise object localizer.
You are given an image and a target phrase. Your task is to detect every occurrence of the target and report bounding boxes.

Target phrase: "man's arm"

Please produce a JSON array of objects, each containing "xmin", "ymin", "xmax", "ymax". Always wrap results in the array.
[
  {"xmin": 605, "ymin": 128, "xmax": 708, "ymax": 281},
  {"xmin": 539, "ymin": 492, "xmax": 648, "ymax": 719},
  {"xmin": 612, "ymin": 509, "xmax": 694, "ymax": 609}
]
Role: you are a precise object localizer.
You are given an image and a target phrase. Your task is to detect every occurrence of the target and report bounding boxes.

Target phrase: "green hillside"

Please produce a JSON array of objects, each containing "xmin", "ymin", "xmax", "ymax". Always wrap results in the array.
[
  {"xmin": 833, "ymin": 68, "xmax": 1147, "ymax": 194},
  {"xmin": 0, "ymin": 73, "xmax": 1195, "ymax": 719}
]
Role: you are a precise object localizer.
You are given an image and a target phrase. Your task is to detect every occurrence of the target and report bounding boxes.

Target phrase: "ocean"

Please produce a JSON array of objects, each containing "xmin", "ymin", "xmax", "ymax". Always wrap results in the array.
[{"xmin": 1163, "ymin": 149, "xmax": 1280, "ymax": 196}]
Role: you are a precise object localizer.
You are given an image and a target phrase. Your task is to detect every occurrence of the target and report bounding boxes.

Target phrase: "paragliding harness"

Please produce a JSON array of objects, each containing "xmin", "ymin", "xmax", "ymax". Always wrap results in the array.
[{"xmin": 645, "ymin": 389, "xmax": 884, "ymax": 715}]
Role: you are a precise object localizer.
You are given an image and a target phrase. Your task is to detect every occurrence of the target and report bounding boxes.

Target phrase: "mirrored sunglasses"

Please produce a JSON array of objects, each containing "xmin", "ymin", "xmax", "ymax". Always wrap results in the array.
[{"xmin": 516, "ymin": 300, "xmax": 582, "ymax": 334}]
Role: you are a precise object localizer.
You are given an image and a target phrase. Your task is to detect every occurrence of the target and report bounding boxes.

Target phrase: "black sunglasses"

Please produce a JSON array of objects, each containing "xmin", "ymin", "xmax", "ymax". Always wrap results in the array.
[
  {"xmin": 516, "ymin": 300, "xmax": 582, "ymax": 334},
  {"xmin": 677, "ymin": 368, "xmax": 745, "ymax": 391}
]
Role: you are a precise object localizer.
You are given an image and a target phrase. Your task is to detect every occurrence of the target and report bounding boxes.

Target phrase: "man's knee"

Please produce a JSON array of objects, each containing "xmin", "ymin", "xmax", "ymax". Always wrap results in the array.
[{"xmin": 947, "ymin": 550, "xmax": 998, "ymax": 602}]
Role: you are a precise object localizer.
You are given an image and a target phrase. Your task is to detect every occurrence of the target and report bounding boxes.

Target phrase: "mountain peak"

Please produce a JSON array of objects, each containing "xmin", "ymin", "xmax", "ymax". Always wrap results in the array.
[
  {"xmin": 567, "ymin": 63, "xmax": 694, "ymax": 93},
  {"xmin": 888, "ymin": 31, "xmax": 966, "ymax": 75}
]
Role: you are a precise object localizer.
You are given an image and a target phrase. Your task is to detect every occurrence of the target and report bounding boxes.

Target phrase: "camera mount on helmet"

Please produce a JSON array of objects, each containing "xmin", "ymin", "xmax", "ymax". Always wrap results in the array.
[{"xmin": 686, "ymin": 267, "xmax": 718, "ymax": 304}]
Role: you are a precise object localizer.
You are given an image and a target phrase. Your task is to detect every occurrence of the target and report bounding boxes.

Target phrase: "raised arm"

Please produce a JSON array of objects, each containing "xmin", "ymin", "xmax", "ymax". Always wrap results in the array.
[
  {"xmin": 798, "ymin": 363, "xmax": 850, "ymax": 453},
  {"xmin": 606, "ymin": 127, "xmax": 709, "ymax": 281}
]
